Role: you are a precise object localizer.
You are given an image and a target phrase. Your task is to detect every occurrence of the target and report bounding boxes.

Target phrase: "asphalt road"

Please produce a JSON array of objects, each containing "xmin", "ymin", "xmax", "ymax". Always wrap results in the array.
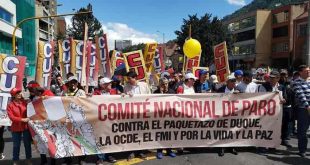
[{"xmin": 0, "ymin": 129, "xmax": 309, "ymax": 165}]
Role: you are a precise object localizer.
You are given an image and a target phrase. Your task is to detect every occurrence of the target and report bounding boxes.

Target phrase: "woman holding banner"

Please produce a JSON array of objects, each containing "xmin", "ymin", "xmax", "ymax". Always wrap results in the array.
[
  {"xmin": 7, "ymin": 88, "xmax": 32, "ymax": 165},
  {"xmin": 93, "ymin": 77, "xmax": 118, "ymax": 164}
]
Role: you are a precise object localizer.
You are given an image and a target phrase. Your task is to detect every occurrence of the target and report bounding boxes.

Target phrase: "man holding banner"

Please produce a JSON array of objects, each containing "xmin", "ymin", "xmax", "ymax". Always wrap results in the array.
[{"xmin": 123, "ymin": 71, "xmax": 150, "ymax": 160}]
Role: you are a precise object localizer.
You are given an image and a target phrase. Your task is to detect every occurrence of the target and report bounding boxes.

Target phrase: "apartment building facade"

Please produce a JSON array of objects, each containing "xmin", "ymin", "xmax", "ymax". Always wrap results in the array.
[
  {"xmin": 271, "ymin": 3, "xmax": 306, "ymax": 68},
  {"xmin": 0, "ymin": 0, "xmax": 22, "ymax": 55},
  {"xmin": 226, "ymin": 10, "xmax": 272, "ymax": 70}
]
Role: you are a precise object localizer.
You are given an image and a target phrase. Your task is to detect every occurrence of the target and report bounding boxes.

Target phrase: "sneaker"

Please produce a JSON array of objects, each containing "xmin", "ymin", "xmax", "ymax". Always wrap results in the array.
[
  {"xmin": 218, "ymin": 148, "xmax": 225, "ymax": 157},
  {"xmin": 13, "ymin": 161, "xmax": 18, "ymax": 165},
  {"xmin": 96, "ymin": 159, "xmax": 104, "ymax": 165},
  {"xmin": 257, "ymin": 148, "xmax": 268, "ymax": 156},
  {"xmin": 0, "ymin": 153, "xmax": 5, "ymax": 160},
  {"xmin": 138, "ymin": 153, "xmax": 147, "ymax": 159},
  {"xmin": 79, "ymin": 160, "xmax": 87, "ymax": 165},
  {"xmin": 156, "ymin": 151, "xmax": 163, "ymax": 159},
  {"xmin": 167, "ymin": 151, "xmax": 176, "ymax": 158},
  {"xmin": 298, "ymin": 152, "xmax": 306, "ymax": 158},
  {"xmin": 127, "ymin": 153, "xmax": 135, "ymax": 161},
  {"xmin": 281, "ymin": 141, "xmax": 292, "ymax": 148},
  {"xmin": 231, "ymin": 148, "xmax": 238, "ymax": 155},
  {"xmin": 106, "ymin": 155, "xmax": 117, "ymax": 163}
]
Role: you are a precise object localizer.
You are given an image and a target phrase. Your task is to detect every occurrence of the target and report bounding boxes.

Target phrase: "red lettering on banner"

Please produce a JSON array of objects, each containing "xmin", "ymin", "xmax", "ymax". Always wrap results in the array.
[
  {"xmin": 98, "ymin": 99, "xmax": 278, "ymax": 122},
  {"xmin": 214, "ymin": 42, "xmax": 229, "ymax": 83},
  {"xmin": 128, "ymin": 53, "xmax": 142, "ymax": 66},
  {"xmin": 214, "ymin": 44, "xmax": 224, "ymax": 58},
  {"xmin": 217, "ymin": 69, "xmax": 227, "ymax": 83},
  {"xmin": 186, "ymin": 56, "xmax": 199, "ymax": 70},
  {"xmin": 215, "ymin": 56, "xmax": 226, "ymax": 69}
]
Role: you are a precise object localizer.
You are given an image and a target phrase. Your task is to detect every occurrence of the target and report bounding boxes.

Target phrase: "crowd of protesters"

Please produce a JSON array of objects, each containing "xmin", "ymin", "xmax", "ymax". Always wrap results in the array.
[{"xmin": 0, "ymin": 64, "xmax": 309, "ymax": 165}]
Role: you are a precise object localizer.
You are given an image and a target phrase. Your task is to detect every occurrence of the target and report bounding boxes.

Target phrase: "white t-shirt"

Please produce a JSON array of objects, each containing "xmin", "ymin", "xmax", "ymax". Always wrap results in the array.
[
  {"xmin": 225, "ymin": 87, "xmax": 235, "ymax": 93},
  {"xmin": 183, "ymin": 84, "xmax": 195, "ymax": 94},
  {"xmin": 237, "ymin": 82, "xmax": 258, "ymax": 93}
]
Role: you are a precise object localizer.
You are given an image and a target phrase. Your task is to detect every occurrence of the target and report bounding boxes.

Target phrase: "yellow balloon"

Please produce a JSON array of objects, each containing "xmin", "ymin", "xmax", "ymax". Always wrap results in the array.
[{"xmin": 183, "ymin": 38, "xmax": 201, "ymax": 58}]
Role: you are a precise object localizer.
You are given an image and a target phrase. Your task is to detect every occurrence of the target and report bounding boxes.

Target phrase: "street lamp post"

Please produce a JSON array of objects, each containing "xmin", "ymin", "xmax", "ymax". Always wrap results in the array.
[
  {"xmin": 12, "ymin": 11, "xmax": 92, "ymax": 55},
  {"xmin": 156, "ymin": 30, "xmax": 165, "ymax": 44}
]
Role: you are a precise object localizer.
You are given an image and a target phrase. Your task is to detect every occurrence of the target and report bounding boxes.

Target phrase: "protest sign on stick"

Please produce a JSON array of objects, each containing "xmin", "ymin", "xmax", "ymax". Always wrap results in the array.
[
  {"xmin": 123, "ymin": 50, "xmax": 148, "ymax": 81},
  {"xmin": 36, "ymin": 41, "xmax": 54, "ymax": 89},
  {"xmin": 214, "ymin": 41, "xmax": 230, "ymax": 83},
  {"xmin": 0, "ymin": 54, "xmax": 26, "ymax": 126}
]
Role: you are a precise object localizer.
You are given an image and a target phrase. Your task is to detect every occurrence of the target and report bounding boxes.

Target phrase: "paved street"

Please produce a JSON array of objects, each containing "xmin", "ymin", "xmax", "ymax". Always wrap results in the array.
[{"xmin": 0, "ymin": 129, "xmax": 309, "ymax": 165}]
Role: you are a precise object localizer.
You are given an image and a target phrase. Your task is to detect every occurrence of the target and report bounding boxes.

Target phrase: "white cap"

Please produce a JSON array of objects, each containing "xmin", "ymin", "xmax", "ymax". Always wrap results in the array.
[
  {"xmin": 227, "ymin": 74, "xmax": 236, "ymax": 81},
  {"xmin": 210, "ymin": 75, "xmax": 218, "ymax": 83},
  {"xmin": 99, "ymin": 77, "xmax": 112, "ymax": 84},
  {"xmin": 185, "ymin": 73, "xmax": 197, "ymax": 80},
  {"xmin": 68, "ymin": 76, "xmax": 78, "ymax": 82}
]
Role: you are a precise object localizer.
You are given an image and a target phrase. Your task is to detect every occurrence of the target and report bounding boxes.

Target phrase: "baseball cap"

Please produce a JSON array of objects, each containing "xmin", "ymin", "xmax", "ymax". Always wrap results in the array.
[
  {"xmin": 210, "ymin": 75, "xmax": 218, "ymax": 83},
  {"xmin": 159, "ymin": 77, "xmax": 169, "ymax": 85},
  {"xmin": 185, "ymin": 73, "xmax": 197, "ymax": 80},
  {"xmin": 27, "ymin": 81, "xmax": 40, "ymax": 88},
  {"xmin": 227, "ymin": 74, "xmax": 236, "ymax": 81},
  {"xmin": 10, "ymin": 88, "xmax": 22, "ymax": 96},
  {"xmin": 269, "ymin": 71, "xmax": 280, "ymax": 78},
  {"xmin": 234, "ymin": 70, "xmax": 243, "ymax": 77},
  {"xmin": 99, "ymin": 77, "xmax": 112, "ymax": 84},
  {"xmin": 243, "ymin": 71, "xmax": 253, "ymax": 78},
  {"xmin": 199, "ymin": 70, "xmax": 209, "ymax": 76},
  {"xmin": 68, "ymin": 76, "xmax": 78, "ymax": 82}
]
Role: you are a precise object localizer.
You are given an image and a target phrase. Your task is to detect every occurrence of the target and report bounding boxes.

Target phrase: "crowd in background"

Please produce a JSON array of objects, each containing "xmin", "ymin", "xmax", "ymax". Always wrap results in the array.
[{"xmin": 0, "ymin": 65, "xmax": 309, "ymax": 165}]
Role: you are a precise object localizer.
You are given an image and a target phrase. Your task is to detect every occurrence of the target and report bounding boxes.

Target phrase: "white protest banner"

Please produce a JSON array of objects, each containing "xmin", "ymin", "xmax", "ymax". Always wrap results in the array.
[
  {"xmin": 95, "ymin": 34, "xmax": 111, "ymax": 77},
  {"xmin": 27, "ymin": 93, "xmax": 282, "ymax": 157},
  {"xmin": 36, "ymin": 41, "xmax": 54, "ymax": 88},
  {"xmin": 58, "ymin": 39, "xmax": 72, "ymax": 77},
  {"xmin": 0, "ymin": 54, "xmax": 26, "ymax": 126}
]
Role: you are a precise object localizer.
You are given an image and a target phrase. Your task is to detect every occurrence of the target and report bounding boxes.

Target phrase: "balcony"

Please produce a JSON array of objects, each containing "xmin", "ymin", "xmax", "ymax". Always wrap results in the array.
[
  {"xmin": 228, "ymin": 16, "xmax": 256, "ymax": 33},
  {"xmin": 229, "ymin": 54, "xmax": 256, "ymax": 61},
  {"xmin": 233, "ymin": 39, "xmax": 255, "ymax": 47},
  {"xmin": 39, "ymin": 29, "xmax": 49, "ymax": 41},
  {"xmin": 0, "ymin": 19, "xmax": 22, "ymax": 38}
]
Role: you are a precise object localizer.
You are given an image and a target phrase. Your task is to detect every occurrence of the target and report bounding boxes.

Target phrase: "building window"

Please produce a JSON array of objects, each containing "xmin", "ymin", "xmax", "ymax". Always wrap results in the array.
[
  {"xmin": 298, "ymin": 23, "xmax": 307, "ymax": 37},
  {"xmin": 273, "ymin": 26, "xmax": 288, "ymax": 38},
  {"xmin": 272, "ymin": 42, "xmax": 289, "ymax": 53},
  {"xmin": 228, "ymin": 16, "xmax": 256, "ymax": 32},
  {"xmin": 233, "ymin": 44, "xmax": 255, "ymax": 55},
  {"xmin": 0, "ymin": 7, "xmax": 13, "ymax": 23},
  {"xmin": 235, "ymin": 29, "xmax": 255, "ymax": 42},
  {"xmin": 273, "ymin": 10, "xmax": 289, "ymax": 24}
]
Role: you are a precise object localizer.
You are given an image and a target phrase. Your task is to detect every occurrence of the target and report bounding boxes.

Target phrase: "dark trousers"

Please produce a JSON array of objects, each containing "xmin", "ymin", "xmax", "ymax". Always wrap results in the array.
[
  {"xmin": 11, "ymin": 130, "xmax": 32, "ymax": 161},
  {"xmin": 0, "ymin": 126, "xmax": 4, "ymax": 153},
  {"xmin": 297, "ymin": 108, "xmax": 310, "ymax": 153},
  {"xmin": 281, "ymin": 107, "xmax": 292, "ymax": 141}
]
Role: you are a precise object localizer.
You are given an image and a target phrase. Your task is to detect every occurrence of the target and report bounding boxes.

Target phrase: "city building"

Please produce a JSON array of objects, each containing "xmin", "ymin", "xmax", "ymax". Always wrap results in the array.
[
  {"xmin": 0, "ymin": 0, "xmax": 22, "ymax": 55},
  {"xmin": 55, "ymin": 16, "xmax": 66, "ymax": 37},
  {"xmin": 115, "ymin": 40, "xmax": 132, "ymax": 50},
  {"xmin": 225, "ymin": 10, "xmax": 272, "ymax": 70},
  {"xmin": 35, "ymin": 0, "xmax": 57, "ymax": 42},
  {"xmin": 12, "ymin": 0, "xmax": 36, "ymax": 76},
  {"xmin": 271, "ymin": 3, "xmax": 306, "ymax": 68},
  {"xmin": 293, "ymin": 3, "xmax": 309, "ymax": 67}
]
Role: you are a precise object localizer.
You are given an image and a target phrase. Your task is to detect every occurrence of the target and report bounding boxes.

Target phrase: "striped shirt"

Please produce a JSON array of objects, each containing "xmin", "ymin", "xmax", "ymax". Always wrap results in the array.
[{"xmin": 292, "ymin": 78, "xmax": 310, "ymax": 109}]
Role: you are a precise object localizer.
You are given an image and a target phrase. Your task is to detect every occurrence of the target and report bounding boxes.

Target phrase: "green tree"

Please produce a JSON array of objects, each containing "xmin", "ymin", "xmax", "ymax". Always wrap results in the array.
[
  {"xmin": 175, "ymin": 14, "xmax": 228, "ymax": 66},
  {"xmin": 67, "ymin": 3, "xmax": 103, "ymax": 40}
]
